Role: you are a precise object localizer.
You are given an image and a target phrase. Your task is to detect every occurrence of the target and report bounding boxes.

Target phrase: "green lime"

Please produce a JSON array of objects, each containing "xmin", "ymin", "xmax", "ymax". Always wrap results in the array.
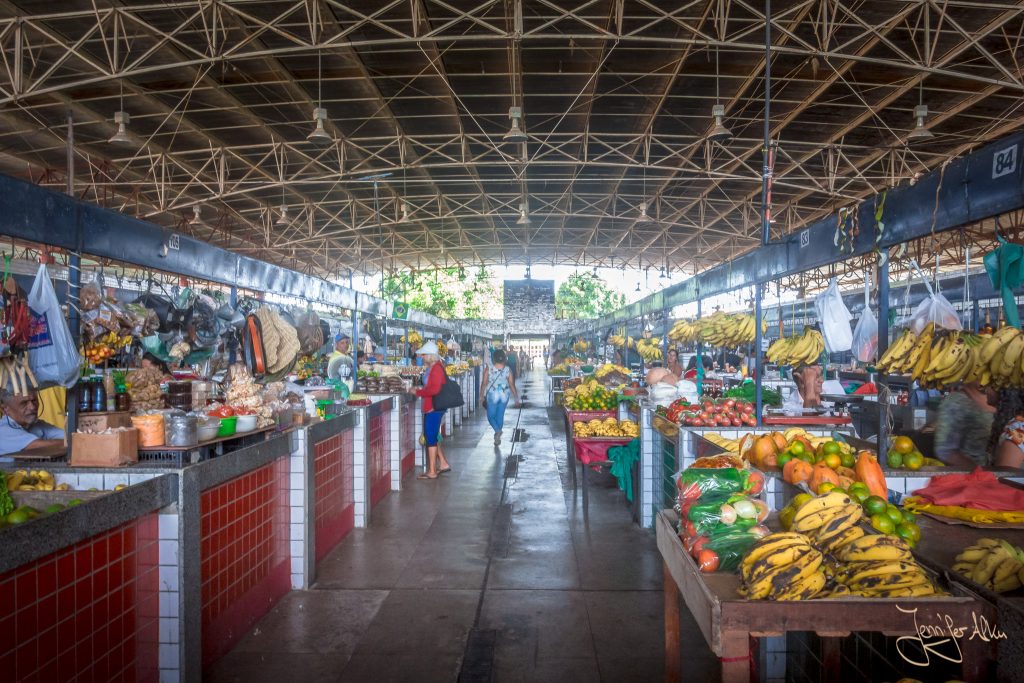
[
  {"xmin": 6, "ymin": 508, "xmax": 29, "ymax": 525},
  {"xmin": 863, "ymin": 495, "xmax": 888, "ymax": 517},
  {"xmin": 885, "ymin": 504, "xmax": 904, "ymax": 526},
  {"xmin": 67, "ymin": 499, "xmax": 84, "ymax": 507},
  {"xmin": 816, "ymin": 482, "xmax": 837, "ymax": 495},
  {"xmin": 904, "ymin": 452, "xmax": 924, "ymax": 471},
  {"xmin": 886, "ymin": 450, "xmax": 903, "ymax": 468},
  {"xmin": 870, "ymin": 513, "xmax": 895, "ymax": 535},
  {"xmin": 789, "ymin": 440, "xmax": 805, "ymax": 456},
  {"xmin": 840, "ymin": 451, "xmax": 856, "ymax": 469},
  {"xmin": 792, "ymin": 493, "xmax": 813, "ymax": 509},
  {"xmin": 848, "ymin": 481, "xmax": 869, "ymax": 495},
  {"xmin": 776, "ymin": 452, "xmax": 793, "ymax": 468},
  {"xmin": 43, "ymin": 504, "xmax": 65, "ymax": 515},
  {"xmin": 896, "ymin": 521, "xmax": 921, "ymax": 544},
  {"xmin": 848, "ymin": 487, "xmax": 869, "ymax": 504}
]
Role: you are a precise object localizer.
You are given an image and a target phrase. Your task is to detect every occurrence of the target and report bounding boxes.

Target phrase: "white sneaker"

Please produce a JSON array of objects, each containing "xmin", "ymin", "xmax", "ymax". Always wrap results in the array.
[{"xmin": 494, "ymin": 431, "xmax": 502, "ymax": 445}]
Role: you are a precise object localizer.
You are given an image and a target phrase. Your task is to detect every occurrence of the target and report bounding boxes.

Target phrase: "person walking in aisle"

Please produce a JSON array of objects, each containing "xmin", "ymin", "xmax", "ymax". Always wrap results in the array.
[
  {"xmin": 408, "ymin": 341, "xmax": 452, "ymax": 480},
  {"xmin": 506, "ymin": 345, "xmax": 519, "ymax": 380},
  {"xmin": 480, "ymin": 349, "xmax": 520, "ymax": 445}
]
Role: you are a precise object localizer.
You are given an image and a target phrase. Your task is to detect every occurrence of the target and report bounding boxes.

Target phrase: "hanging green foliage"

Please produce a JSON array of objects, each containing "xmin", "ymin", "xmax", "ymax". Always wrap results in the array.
[{"xmin": 381, "ymin": 266, "xmax": 502, "ymax": 319}]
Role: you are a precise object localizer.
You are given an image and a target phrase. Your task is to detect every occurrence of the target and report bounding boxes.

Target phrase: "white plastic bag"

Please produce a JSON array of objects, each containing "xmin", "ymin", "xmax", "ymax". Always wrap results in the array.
[
  {"xmin": 27, "ymin": 264, "xmax": 80, "ymax": 388},
  {"xmin": 852, "ymin": 280, "xmax": 878, "ymax": 362},
  {"xmin": 814, "ymin": 278, "xmax": 853, "ymax": 354},
  {"xmin": 909, "ymin": 292, "xmax": 962, "ymax": 334}
]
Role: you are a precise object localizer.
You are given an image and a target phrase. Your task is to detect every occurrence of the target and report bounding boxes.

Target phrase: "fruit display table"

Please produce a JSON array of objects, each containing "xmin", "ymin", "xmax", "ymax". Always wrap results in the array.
[{"xmin": 656, "ymin": 509, "xmax": 995, "ymax": 683}]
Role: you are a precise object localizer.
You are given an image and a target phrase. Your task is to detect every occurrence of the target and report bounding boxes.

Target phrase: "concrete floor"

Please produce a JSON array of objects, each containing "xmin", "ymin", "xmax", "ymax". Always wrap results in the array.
[{"xmin": 206, "ymin": 369, "xmax": 719, "ymax": 682}]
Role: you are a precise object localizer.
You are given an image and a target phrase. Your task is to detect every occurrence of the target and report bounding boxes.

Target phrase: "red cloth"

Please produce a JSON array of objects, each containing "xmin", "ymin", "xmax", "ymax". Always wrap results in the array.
[
  {"xmin": 911, "ymin": 468, "xmax": 1024, "ymax": 511},
  {"xmin": 574, "ymin": 437, "xmax": 632, "ymax": 465},
  {"xmin": 415, "ymin": 362, "xmax": 446, "ymax": 413}
]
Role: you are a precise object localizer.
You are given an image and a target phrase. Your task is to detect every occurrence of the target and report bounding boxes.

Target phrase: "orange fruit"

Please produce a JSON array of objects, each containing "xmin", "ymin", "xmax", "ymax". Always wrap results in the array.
[
  {"xmin": 816, "ymin": 482, "xmax": 837, "ymax": 495},
  {"xmin": 840, "ymin": 451, "xmax": 856, "ymax": 469},
  {"xmin": 863, "ymin": 495, "xmax": 888, "ymax": 517},
  {"xmin": 893, "ymin": 436, "xmax": 915, "ymax": 455},
  {"xmin": 823, "ymin": 453, "xmax": 842, "ymax": 470},
  {"xmin": 896, "ymin": 521, "xmax": 921, "ymax": 544},
  {"xmin": 822, "ymin": 441, "xmax": 842, "ymax": 456}
]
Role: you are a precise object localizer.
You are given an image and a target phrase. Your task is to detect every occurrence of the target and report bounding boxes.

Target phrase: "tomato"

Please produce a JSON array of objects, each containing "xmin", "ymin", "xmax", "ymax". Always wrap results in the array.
[
  {"xmin": 741, "ymin": 403, "xmax": 755, "ymax": 414},
  {"xmin": 208, "ymin": 406, "xmax": 235, "ymax": 418},
  {"xmin": 691, "ymin": 418, "xmax": 703, "ymax": 427},
  {"xmin": 690, "ymin": 535, "xmax": 710, "ymax": 556},
  {"xmin": 724, "ymin": 399, "xmax": 736, "ymax": 409},
  {"xmin": 731, "ymin": 418, "xmax": 742, "ymax": 427},
  {"xmin": 746, "ymin": 470, "xmax": 765, "ymax": 495},
  {"xmin": 697, "ymin": 549, "xmax": 720, "ymax": 572},
  {"xmin": 232, "ymin": 407, "xmax": 254, "ymax": 416}
]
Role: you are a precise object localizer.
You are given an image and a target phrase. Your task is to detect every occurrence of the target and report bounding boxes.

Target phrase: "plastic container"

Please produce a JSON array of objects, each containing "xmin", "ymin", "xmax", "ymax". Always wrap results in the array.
[
  {"xmin": 166, "ymin": 413, "xmax": 199, "ymax": 447},
  {"xmin": 197, "ymin": 416, "xmax": 219, "ymax": 442},
  {"xmin": 217, "ymin": 416, "xmax": 237, "ymax": 438},
  {"xmin": 131, "ymin": 413, "xmax": 165, "ymax": 447},
  {"xmin": 235, "ymin": 414, "xmax": 258, "ymax": 433}
]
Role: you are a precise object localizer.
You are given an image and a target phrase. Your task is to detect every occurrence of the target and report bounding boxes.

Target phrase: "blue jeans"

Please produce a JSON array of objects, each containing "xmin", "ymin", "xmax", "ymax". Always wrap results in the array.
[{"xmin": 486, "ymin": 391, "xmax": 510, "ymax": 432}]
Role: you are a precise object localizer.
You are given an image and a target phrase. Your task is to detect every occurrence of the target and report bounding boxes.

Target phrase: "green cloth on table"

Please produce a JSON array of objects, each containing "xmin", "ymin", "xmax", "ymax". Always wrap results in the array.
[{"xmin": 608, "ymin": 438, "xmax": 641, "ymax": 502}]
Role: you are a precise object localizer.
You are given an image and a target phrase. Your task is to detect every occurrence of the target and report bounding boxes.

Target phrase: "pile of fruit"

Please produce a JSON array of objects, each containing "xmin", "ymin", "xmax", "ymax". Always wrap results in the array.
[
  {"xmin": 573, "ymin": 418, "xmax": 639, "ymax": 438},
  {"xmin": 572, "ymin": 339, "xmax": 591, "ymax": 354},
  {"xmin": 83, "ymin": 331, "xmax": 132, "ymax": 364},
  {"xmin": 670, "ymin": 397, "xmax": 757, "ymax": 428},
  {"xmin": 564, "ymin": 380, "xmax": 619, "ymax": 410},
  {"xmin": 952, "ymin": 538, "xmax": 1024, "ymax": 593},
  {"xmin": 765, "ymin": 327, "xmax": 825, "ymax": 367},
  {"xmin": 607, "ymin": 334, "xmax": 635, "ymax": 349},
  {"xmin": 593, "ymin": 363, "xmax": 631, "ymax": 386},
  {"xmin": 677, "ymin": 464, "xmax": 768, "ymax": 573},
  {"xmin": 548, "ymin": 362, "xmax": 572, "ymax": 375},
  {"xmin": 739, "ymin": 491, "xmax": 943, "ymax": 599},
  {"xmin": 884, "ymin": 435, "xmax": 943, "ymax": 469},
  {"xmin": 877, "ymin": 324, "xmax": 1024, "ymax": 388},
  {"xmin": 667, "ymin": 312, "xmax": 765, "ymax": 347},
  {"xmin": 400, "ymin": 330, "xmax": 424, "ymax": 349},
  {"xmin": 5, "ymin": 469, "xmax": 66, "ymax": 492},
  {"xmin": 635, "ymin": 338, "xmax": 663, "ymax": 362}
]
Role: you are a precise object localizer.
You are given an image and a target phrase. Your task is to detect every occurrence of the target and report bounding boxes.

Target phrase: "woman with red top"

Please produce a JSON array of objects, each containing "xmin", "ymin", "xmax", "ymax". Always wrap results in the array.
[{"xmin": 408, "ymin": 341, "xmax": 452, "ymax": 480}]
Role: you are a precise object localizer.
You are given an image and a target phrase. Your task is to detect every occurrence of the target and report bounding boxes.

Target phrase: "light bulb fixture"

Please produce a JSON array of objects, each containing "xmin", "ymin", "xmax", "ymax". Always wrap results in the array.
[
  {"xmin": 504, "ymin": 106, "xmax": 527, "ymax": 143},
  {"xmin": 400, "ymin": 203, "xmax": 410, "ymax": 223},
  {"xmin": 516, "ymin": 201, "xmax": 531, "ymax": 225},
  {"xmin": 190, "ymin": 205, "xmax": 202, "ymax": 225},
  {"xmin": 307, "ymin": 107, "xmax": 332, "ymax": 143},
  {"xmin": 638, "ymin": 201, "xmax": 652, "ymax": 223},
  {"xmin": 659, "ymin": 266, "xmax": 668, "ymax": 279},
  {"xmin": 109, "ymin": 111, "xmax": 132, "ymax": 145},
  {"xmin": 275, "ymin": 205, "xmax": 289, "ymax": 225},
  {"xmin": 707, "ymin": 104, "xmax": 732, "ymax": 142},
  {"xmin": 906, "ymin": 104, "xmax": 934, "ymax": 142},
  {"xmin": 635, "ymin": 281, "xmax": 642, "ymax": 292}
]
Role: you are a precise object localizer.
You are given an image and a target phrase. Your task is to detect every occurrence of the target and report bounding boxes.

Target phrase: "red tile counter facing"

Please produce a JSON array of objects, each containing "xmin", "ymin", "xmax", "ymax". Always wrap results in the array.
[
  {"xmin": 0, "ymin": 515, "xmax": 161, "ymax": 683},
  {"xmin": 199, "ymin": 458, "xmax": 290, "ymax": 669},
  {"xmin": 313, "ymin": 429, "xmax": 355, "ymax": 564},
  {"xmin": 400, "ymin": 395, "xmax": 417, "ymax": 476},
  {"xmin": 368, "ymin": 405, "xmax": 392, "ymax": 507}
]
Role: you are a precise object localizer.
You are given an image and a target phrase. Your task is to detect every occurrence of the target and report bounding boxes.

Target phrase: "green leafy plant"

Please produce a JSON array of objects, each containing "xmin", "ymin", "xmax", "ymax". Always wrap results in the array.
[{"xmin": 556, "ymin": 273, "xmax": 626, "ymax": 319}]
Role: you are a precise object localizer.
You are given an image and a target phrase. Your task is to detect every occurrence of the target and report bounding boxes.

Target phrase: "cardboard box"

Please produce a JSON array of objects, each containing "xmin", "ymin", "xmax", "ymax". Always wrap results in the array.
[
  {"xmin": 76, "ymin": 411, "xmax": 133, "ymax": 432},
  {"xmin": 70, "ymin": 428, "xmax": 139, "ymax": 467}
]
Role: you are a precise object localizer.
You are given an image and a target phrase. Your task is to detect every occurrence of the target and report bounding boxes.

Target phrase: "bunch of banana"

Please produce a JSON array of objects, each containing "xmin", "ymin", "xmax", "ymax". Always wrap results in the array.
[
  {"xmin": 5, "ymin": 469, "xmax": 59, "ymax": 491},
  {"xmin": 737, "ymin": 532, "xmax": 827, "ymax": 600},
  {"xmin": 400, "ymin": 330, "xmax": 424, "ymax": 349},
  {"xmin": 878, "ymin": 323, "xmax": 1024, "ymax": 388},
  {"xmin": 635, "ymin": 338, "xmax": 663, "ymax": 362},
  {"xmin": 829, "ymin": 534, "xmax": 943, "ymax": 597},
  {"xmin": 702, "ymin": 433, "xmax": 741, "ymax": 453},
  {"xmin": 668, "ymin": 319, "xmax": 700, "ymax": 343},
  {"xmin": 952, "ymin": 538, "xmax": 1024, "ymax": 593},
  {"xmin": 974, "ymin": 324, "xmax": 1024, "ymax": 388},
  {"xmin": 595, "ymin": 363, "xmax": 630, "ymax": 378},
  {"xmin": 572, "ymin": 340, "xmax": 591, "ymax": 354},
  {"xmin": 913, "ymin": 329, "xmax": 984, "ymax": 387},
  {"xmin": 607, "ymin": 334, "xmax": 635, "ymax": 349},
  {"xmin": 573, "ymin": 418, "xmax": 638, "ymax": 438},
  {"xmin": 699, "ymin": 312, "xmax": 765, "ymax": 347},
  {"xmin": 790, "ymin": 491, "xmax": 865, "ymax": 544},
  {"xmin": 766, "ymin": 327, "xmax": 825, "ymax": 367}
]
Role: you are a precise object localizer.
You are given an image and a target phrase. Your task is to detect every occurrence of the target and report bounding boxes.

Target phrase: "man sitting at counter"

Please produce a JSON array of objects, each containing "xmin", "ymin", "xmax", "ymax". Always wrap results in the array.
[{"xmin": 0, "ymin": 387, "xmax": 65, "ymax": 455}]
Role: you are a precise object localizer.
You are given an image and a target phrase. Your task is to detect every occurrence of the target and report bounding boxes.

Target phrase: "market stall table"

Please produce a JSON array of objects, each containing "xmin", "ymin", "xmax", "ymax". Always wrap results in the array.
[
  {"xmin": 574, "ymin": 435, "xmax": 634, "ymax": 513},
  {"xmin": 2, "ymin": 443, "xmax": 67, "ymax": 461},
  {"xmin": 136, "ymin": 424, "xmax": 280, "ymax": 466},
  {"xmin": 656, "ymin": 510, "xmax": 995, "ymax": 683}
]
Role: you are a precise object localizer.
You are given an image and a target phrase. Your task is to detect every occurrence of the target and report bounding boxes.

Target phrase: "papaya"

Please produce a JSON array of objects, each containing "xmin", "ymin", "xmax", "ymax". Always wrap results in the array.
[
  {"xmin": 783, "ymin": 458, "xmax": 813, "ymax": 485},
  {"xmin": 855, "ymin": 450, "xmax": 887, "ymax": 498},
  {"xmin": 808, "ymin": 462, "xmax": 840, "ymax": 491}
]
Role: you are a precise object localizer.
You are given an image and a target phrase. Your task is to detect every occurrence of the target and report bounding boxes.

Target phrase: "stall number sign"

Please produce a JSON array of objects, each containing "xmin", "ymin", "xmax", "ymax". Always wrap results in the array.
[
  {"xmin": 799, "ymin": 229, "xmax": 810, "ymax": 248},
  {"xmin": 167, "ymin": 234, "xmax": 180, "ymax": 251},
  {"xmin": 993, "ymin": 144, "xmax": 1017, "ymax": 179}
]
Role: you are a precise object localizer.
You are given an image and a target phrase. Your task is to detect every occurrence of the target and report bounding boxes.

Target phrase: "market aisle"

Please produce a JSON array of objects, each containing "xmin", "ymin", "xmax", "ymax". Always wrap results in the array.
[{"xmin": 206, "ymin": 369, "xmax": 718, "ymax": 682}]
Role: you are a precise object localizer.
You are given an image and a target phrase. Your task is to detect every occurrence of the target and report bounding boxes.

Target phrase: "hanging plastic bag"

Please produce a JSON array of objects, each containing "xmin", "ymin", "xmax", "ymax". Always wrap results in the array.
[
  {"xmin": 852, "ymin": 279, "xmax": 878, "ymax": 362},
  {"xmin": 26, "ymin": 264, "xmax": 80, "ymax": 388},
  {"xmin": 813, "ymin": 278, "xmax": 853, "ymax": 354},
  {"xmin": 909, "ymin": 292, "xmax": 962, "ymax": 334}
]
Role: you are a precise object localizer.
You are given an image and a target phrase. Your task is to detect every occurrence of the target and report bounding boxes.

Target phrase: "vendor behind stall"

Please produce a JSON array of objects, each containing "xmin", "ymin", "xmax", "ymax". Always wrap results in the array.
[
  {"xmin": 0, "ymin": 387, "xmax": 64, "ymax": 455},
  {"xmin": 327, "ymin": 333, "xmax": 354, "ymax": 379},
  {"xmin": 932, "ymin": 383, "xmax": 996, "ymax": 467}
]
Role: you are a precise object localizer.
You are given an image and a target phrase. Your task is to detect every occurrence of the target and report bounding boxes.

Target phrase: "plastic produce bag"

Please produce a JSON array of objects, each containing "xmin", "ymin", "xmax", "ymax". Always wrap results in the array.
[
  {"xmin": 681, "ymin": 494, "xmax": 769, "ymax": 537},
  {"xmin": 26, "ymin": 264, "xmax": 80, "ymax": 388},
  {"xmin": 677, "ymin": 467, "xmax": 766, "ymax": 502},
  {"xmin": 852, "ymin": 280, "xmax": 878, "ymax": 362},
  {"xmin": 814, "ymin": 278, "xmax": 853, "ymax": 353},
  {"xmin": 909, "ymin": 292, "xmax": 962, "ymax": 334}
]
